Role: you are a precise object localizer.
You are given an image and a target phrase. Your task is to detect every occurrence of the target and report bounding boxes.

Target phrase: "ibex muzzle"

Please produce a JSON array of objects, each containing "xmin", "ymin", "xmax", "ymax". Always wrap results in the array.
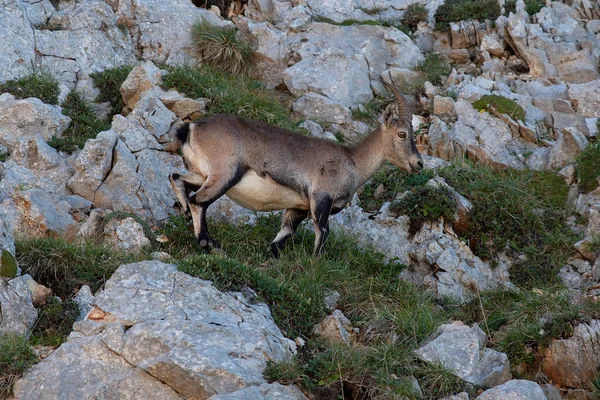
[{"xmin": 170, "ymin": 80, "xmax": 423, "ymax": 256}]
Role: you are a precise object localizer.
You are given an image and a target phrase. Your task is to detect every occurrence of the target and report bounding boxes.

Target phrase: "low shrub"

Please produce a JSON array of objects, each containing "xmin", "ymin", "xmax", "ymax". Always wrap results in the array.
[
  {"xmin": 0, "ymin": 70, "xmax": 60, "ymax": 105},
  {"xmin": 576, "ymin": 143, "xmax": 600, "ymax": 193},
  {"xmin": 390, "ymin": 185, "xmax": 457, "ymax": 234},
  {"xmin": 504, "ymin": 0, "xmax": 545, "ymax": 15},
  {"xmin": 90, "ymin": 65, "xmax": 134, "ymax": 117},
  {"xmin": 434, "ymin": 0, "xmax": 501, "ymax": 30},
  {"xmin": 403, "ymin": 3, "xmax": 429, "ymax": 31},
  {"xmin": 48, "ymin": 92, "xmax": 110, "ymax": 153},
  {"xmin": 191, "ymin": 21, "xmax": 252, "ymax": 75},
  {"xmin": 473, "ymin": 94, "xmax": 526, "ymax": 122}
]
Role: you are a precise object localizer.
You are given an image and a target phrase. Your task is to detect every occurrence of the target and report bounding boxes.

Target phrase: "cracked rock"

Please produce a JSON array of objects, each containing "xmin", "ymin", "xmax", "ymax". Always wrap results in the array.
[
  {"xmin": 0, "ymin": 274, "xmax": 39, "ymax": 336},
  {"xmin": 14, "ymin": 261, "xmax": 299, "ymax": 399}
]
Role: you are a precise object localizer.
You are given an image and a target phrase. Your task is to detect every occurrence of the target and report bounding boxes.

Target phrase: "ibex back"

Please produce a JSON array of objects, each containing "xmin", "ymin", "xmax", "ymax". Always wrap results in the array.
[{"xmin": 170, "ymin": 82, "xmax": 423, "ymax": 256}]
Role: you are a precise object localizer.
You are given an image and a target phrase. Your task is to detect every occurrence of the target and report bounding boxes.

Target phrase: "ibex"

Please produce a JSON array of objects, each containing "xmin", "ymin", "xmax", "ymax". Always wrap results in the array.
[{"xmin": 169, "ymin": 81, "xmax": 423, "ymax": 256}]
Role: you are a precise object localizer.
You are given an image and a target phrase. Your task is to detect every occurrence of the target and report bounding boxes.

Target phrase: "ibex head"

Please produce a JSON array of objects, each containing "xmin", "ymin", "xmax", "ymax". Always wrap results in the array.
[{"xmin": 380, "ymin": 76, "xmax": 424, "ymax": 173}]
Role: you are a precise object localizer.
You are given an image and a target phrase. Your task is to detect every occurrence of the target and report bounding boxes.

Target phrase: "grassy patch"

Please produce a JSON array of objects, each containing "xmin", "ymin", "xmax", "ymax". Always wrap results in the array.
[
  {"xmin": 504, "ymin": 0, "xmax": 545, "ymax": 15},
  {"xmin": 162, "ymin": 65, "xmax": 296, "ymax": 129},
  {"xmin": 0, "ymin": 334, "xmax": 37, "ymax": 398},
  {"xmin": 0, "ymin": 153, "xmax": 7, "ymax": 162},
  {"xmin": 403, "ymin": 3, "xmax": 429, "ymax": 31},
  {"xmin": 455, "ymin": 287, "xmax": 600, "ymax": 370},
  {"xmin": 439, "ymin": 164, "xmax": 576, "ymax": 287},
  {"xmin": 390, "ymin": 186, "xmax": 457, "ymax": 235},
  {"xmin": 434, "ymin": 0, "xmax": 501, "ymax": 30},
  {"xmin": 358, "ymin": 164, "xmax": 434, "ymax": 212},
  {"xmin": 350, "ymin": 97, "xmax": 386, "ymax": 125},
  {"xmin": 90, "ymin": 65, "xmax": 134, "ymax": 117},
  {"xmin": 0, "ymin": 70, "xmax": 60, "ymax": 105},
  {"xmin": 576, "ymin": 143, "xmax": 600, "ymax": 193},
  {"xmin": 473, "ymin": 95, "xmax": 526, "ymax": 122},
  {"xmin": 48, "ymin": 92, "xmax": 110, "ymax": 153},
  {"xmin": 16, "ymin": 237, "xmax": 146, "ymax": 299},
  {"xmin": 417, "ymin": 53, "xmax": 452, "ymax": 86},
  {"xmin": 30, "ymin": 297, "xmax": 79, "ymax": 347},
  {"xmin": 191, "ymin": 21, "xmax": 252, "ymax": 75}
]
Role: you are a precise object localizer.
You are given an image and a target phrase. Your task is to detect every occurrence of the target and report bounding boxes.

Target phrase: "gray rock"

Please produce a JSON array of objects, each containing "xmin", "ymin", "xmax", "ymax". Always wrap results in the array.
[
  {"xmin": 541, "ymin": 383, "xmax": 562, "ymax": 400},
  {"xmin": 208, "ymin": 382, "xmax": 307, "ymax": 400},
  {"xmin": 68, "ymin": 130, "xmax": 118, "ymax": 201},
  {"xmin": 313, "ymin": 310, "xmax": 356, "ymax": 345},
  {"xmin": 127, "ymin": 91, "xmax": 177, "ymax": 141},
  {"xmin": 0, "ymin": 274, "xmax": 39, "ymax": 335},
  {"xmin": 292, "ymin": 93, "xmax": 351, "ymax": 125},
  {"xmin": 73, "ymin": 285, "xmax": 95, "ymax": 321},
  {"xmin": 14, "ymin": 261, "xmax": 297, "ymax": 398},
  {"xmin": 305, "ymin": 0, "xmax": 370, "ymax": 23},
  {"xmin": 415, "ymin": 321, "xmax": 511, "ymax": 388},
  {"xmin": 112, "ymin": 115, "xmax": 162, "ymax": 153},
  {"xmin": 542, "ymin": 319, "xmax": 600, "ymax": 388},
  {"xmin": 120, "ymin": 61, "xmax": 165, "ymax": 110},
  {"xmin": 546, "ymin": 127, "xmax": 589, "ymax": 170},
  {"xmin": 476, "ymin": 380, "xmax": 547, "ymax": 400},
  {"xmin": 103, "ymin": 217, "xmax": 151, "ymax": 251},
  {"xmin": 0, "ymin": 0, "xmax": 36, "ymax": 83},
  {"xmin": 0, "ymin": 188, "xmax": 75, "ymax": 238},
  {"xmin": 0, "ymin": 94, "xmax": 70, "ymax": 150},
  {"xmin": 568, "ymin": 79, "xmax": 600, "ymax": 118},
  {"xmin": 115, "ymin": 0, "xmax": 232, "ymax": 66}
]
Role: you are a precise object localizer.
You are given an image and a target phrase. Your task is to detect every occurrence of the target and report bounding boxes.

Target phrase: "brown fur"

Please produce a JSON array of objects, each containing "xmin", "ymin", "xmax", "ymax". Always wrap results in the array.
[{"xmin": 170, "ymin": 88, "xmax": 423, "ymax": 256}]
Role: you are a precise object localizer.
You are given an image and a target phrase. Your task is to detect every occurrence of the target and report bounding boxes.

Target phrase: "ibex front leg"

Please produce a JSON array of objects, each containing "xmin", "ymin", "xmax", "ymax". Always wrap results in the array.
[
  {"xmin": 310, "ymin": 193, "xmax": 333, "ymax": 255},
  {"xmin": 188, "ymin": 173, "xmax": 241, "ymax": 251}
]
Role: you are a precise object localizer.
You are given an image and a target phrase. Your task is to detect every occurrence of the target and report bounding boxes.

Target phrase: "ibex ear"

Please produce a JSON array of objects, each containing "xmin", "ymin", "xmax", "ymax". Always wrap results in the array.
[{"xmin": 382, "ymin": 103, "xmax": 398, "ymax": 127}]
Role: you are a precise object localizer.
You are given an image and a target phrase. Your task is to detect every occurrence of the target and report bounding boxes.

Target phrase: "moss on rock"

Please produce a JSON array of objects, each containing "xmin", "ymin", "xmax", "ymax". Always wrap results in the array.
[{"xmin": 0, "ymin": 249, "xmax": 18, "ymax": 278}]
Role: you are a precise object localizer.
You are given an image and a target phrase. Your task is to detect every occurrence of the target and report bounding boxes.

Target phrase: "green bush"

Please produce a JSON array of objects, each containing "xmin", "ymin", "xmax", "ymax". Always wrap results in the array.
[
  {"xmin": 48, "ymin": 92, "xmax": 110, "ymax": 153},
  {"xmin": 0, "ymin": 70, "xmax": 59, "ymax": 105},
  {"xmin": 576, "ymin": 143, "xmax": 600, "ymax": 193},
  {"xmin": 0, "ymin": 335, "xmax": 37, "ymax": 398},
  {"xmin": 473, "ymin": 94, "xmax": 526, "ymax": 122},
  {"xmin": 439, "ymin": 164, "xmax": 575, "ymax": 287},
  {"xmin": 162, "ymin": 65, "xmax": 295, "ymax": 129},
  {"xmin": 417, "ymin": 53, "xmax": 452, "ymax": 86},
  {"xmin": 90, "ymin": 65, "xmax": 133, "ymax": 117},
  {"xmin": 504, "ymin": 0, "xmax": 545, "ymax": 15},
  {"xmin": 358, "ymin": 165, "xmax": 434, "ymax": 212},
  {"xmin": 434, "ymin": 0, "xmax": 501, "ymax": 30},
  {"xmin": 390, "ymin": 185, "xmax": 457, "ymax": 234},
  {"xmin": 191, "ymin": 21, "xmax": 252, "ymax": 75},
  {"xmin": 403, "ymin": 3, "xmax": 429, "ymax": 31}
]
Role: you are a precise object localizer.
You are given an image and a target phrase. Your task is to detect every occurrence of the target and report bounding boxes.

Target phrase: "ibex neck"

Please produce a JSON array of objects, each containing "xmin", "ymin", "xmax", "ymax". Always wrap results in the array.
[{"xmin": 350, "ymin": 127, "xmax": 385, "ymax": 188}]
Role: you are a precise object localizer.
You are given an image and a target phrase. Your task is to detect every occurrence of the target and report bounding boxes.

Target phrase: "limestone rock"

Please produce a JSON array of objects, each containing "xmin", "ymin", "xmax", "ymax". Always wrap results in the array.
[
  {"xmin": 0, "ymin": 93, "xmax": 70, "ymax": 150},
  {"xmin": 569, "ymin": 80, "xmax": 600, "ymax": 118},
  {"xmin": 0, "ymin": 275, "xmax": 39, "ymax": 335},
  {"xmin": 0, "ymin": 0, "xmax": 37, "ymax": 83},
  {"xmin": 546, "ymin": 128, "xmax": 589, "ymax": 170},
  {"xmin": 14, "ymin": 261, "xmax": 298, "ymax": 398},
  {"xmin": 208, "ymin": 382, "xmax": 307, "ymax": 399},
  {"xmin": 68, "ymin": 130, "xmax": 118, "ymax": 201},
  {"xmin": 476, "ymin": 380, "xmax": 547, "ymax": 400},
  {"xmin": 120, "ymin": 61, "xmax": 164, "ymax": 110},
  {"xmin": 292, "ymin": 93, "xmax": 351, "ymax": 125},
  {"xmin": 543, "ymin": 319, "xmax": 600, "ymax": 389},
  {"xmin": 103, "ymin": 217, "xmax": 151, "ymax": 251},
  {"xmin": 313, "ymin": 310, "xmax": 356, "ymax": 345},
  {"xmin": 73, "ymin": 285, "xmax": 95, "ymax": 321},
  {"xmin": 415, "ymin": 321, "xmax": 511, "ymax": 388}
]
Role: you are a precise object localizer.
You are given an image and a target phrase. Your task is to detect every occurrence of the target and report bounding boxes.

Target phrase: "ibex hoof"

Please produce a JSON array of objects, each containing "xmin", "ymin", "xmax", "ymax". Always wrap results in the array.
[
  {"xmin": 197, "ymin": 236, "xmax": 221, "ymax": 252},
  {"xmin": 268, "ymin": 243, "xmax": 281, "ymax": 259}
]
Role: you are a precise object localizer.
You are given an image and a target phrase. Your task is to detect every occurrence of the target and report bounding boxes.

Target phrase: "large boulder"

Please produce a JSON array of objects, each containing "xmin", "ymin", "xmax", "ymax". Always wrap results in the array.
[
  {"xmin": 415, "ymin": 321, "xmax": 511, "ymax": 388},
  {"xmin": 14, "ymin": 261, "xmax": 299, "ymax": 399},
  {"xmin": 476, "ymin": 380, "xmax": 547, "ymax": 400},
  {"xmin": 0, "ymin": 275, "xmax": 39, "ymax": 335}
]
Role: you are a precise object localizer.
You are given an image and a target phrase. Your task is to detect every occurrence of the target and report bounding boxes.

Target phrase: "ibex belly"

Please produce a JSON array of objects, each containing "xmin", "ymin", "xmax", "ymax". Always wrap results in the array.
[{"xmin": 226, "ymin": 170, "xmax": 309, "ymax": 212}]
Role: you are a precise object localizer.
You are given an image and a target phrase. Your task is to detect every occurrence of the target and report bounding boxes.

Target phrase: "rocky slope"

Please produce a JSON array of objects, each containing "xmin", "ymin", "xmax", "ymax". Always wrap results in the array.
[{"xmin": 0, "ymin": 0, "xmax": 599, "ymax": 399}]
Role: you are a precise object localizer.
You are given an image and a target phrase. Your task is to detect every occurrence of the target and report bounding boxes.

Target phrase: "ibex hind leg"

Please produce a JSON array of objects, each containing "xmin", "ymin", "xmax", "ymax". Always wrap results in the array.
[
  {"xmin": 310, "ymin": 194, "xmax": 334, "ymax": 255},
  {"xmin": 269, "ymin": 208, "xmax": 308, "ymax": 258}
]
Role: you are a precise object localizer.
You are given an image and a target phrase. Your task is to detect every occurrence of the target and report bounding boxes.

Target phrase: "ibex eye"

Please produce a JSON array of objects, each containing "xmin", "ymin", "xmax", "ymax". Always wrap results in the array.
[{"xmin": 397, "ymin": 132, "xmax": 406, "ymax": 139}]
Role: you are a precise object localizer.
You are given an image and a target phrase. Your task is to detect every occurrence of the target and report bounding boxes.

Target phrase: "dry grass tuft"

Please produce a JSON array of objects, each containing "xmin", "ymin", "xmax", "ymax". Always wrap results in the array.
[{"xmin": 191, "ymin": 21, "xmax": 252, "ymax": 75}]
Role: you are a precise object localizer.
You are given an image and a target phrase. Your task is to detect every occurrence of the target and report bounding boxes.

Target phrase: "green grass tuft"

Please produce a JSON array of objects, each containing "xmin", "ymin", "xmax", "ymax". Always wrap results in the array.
[
  {"xmin": 403, "ymin": 3, "xmax": 429, "ymax": 31},
  {"xmin": 434, "ymin": 0, "xmax": 501, "ymax": 30},
  {"xmin": 439, "ymin": 164, "xmax": 576, "ymax": 288},
  {"xmin": 576, "ymin": 143, "xmax": 600, "ymax": 193},
  {"xmin": 0, "ymin": 70, "xmax": 60, "ymax": 105},
  {"xmin": 390, "ymin": 185, "xmax": 458, "ymax": 235},
  {"xmin": 30, "ymin": 297, "xmax": 79, "ymax": 347},
  {"xmin": 48, "ymin": 92, "xmax": 110, "ymax": 153},
  {"xmin": 191, "ymin": 21, "xmax": 252, "ymax": 75},
  {"xmin": 0, "ymin": 334, "xmax": 37, "ymax": 398},
  {"xmin": 16, "ymin": 237, "xmax": 146, "ymax": 299},
  {"xmin": 473, "ymin": 94, "xmax": 526, "ymax": 122},
  {"xmin": 90, "ymin": 65, "xmax": 134, "ymax": 117},
  {"xmin": 162, "ymin": 65, "xmax": 296, "ymax": 129}
]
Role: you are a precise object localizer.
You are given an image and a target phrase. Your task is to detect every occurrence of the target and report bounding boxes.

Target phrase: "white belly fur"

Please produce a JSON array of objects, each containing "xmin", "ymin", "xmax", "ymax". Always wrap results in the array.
[{"xmin": 226, "ymin": 171, "xmax": 309, "ymax": 212}]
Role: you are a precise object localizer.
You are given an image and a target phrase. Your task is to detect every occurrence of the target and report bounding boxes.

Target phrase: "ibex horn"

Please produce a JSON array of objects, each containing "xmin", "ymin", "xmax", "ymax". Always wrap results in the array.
[{"xmin": 380, "ymin": 71, "xmax": 412, "ymax": 123}]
